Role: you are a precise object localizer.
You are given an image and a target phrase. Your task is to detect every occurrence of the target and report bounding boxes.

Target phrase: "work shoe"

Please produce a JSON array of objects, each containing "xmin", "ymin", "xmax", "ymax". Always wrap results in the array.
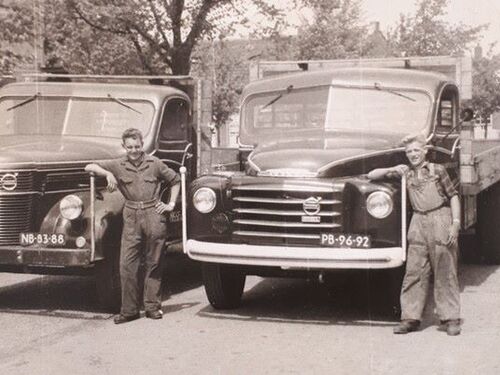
[
  {"xmin": 393, "ymin": 319, "xmax": 420, "ymax": 334},
  {"xmin": 113, "ymin": 313, "xmax": 140, "ymax": 325},
  {"xmin": 145, "ymin": 310, "xmax": 163, "ymax": 320},
  {"xmin": 439, "ymin": 320, "xmax": 461, "ymax": 336}
]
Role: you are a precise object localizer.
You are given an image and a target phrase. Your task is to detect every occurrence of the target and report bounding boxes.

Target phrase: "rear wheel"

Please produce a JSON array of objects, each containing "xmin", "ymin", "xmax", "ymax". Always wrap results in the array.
[
  {"xmin": 95, "ymin": 246, "xmax": 121, "ymax": 313},
  {"xmin": 202, "ymin": 263, "xmax": 246, "ymax": 309},
  {"xmin": 477, "ymin": 183, "xmax": 500, "ymax": 264}
]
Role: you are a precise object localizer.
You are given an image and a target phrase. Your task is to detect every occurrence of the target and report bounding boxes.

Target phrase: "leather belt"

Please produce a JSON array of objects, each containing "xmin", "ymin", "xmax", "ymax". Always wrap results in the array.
[
  {"xmin": 413, "ymin": 202, "xmax": 449, "ymax": 215},
  {"xmin": 125, "ymin": 199, "xmax": 157, "ymax": 210}
]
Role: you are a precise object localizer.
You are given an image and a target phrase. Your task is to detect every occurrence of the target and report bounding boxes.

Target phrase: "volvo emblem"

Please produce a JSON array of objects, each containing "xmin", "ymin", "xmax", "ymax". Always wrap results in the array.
[
  {"xmin": 303, "ymin": 197, "xmax": 321, "ymax": 216},
  {"xmin": 0, "ymin": 173, "xmax": 18, "ymax": 191}
]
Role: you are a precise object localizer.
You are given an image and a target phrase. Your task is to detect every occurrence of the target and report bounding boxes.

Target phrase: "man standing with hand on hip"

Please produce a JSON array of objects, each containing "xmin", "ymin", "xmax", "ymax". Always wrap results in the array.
[
  {"xmin": 86, "ymin": 128, "xmax": 180, "ymax": 324},
  {"xmin": 368, "ymin": 134, "xmax": 461, "ymax": 336}
]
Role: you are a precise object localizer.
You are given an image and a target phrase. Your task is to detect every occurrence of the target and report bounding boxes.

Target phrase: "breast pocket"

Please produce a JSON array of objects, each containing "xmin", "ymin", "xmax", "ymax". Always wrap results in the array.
[
  {"xmin": 119, "ymin": 176, "xmax": 134, "ymax": 185},
  {"xmin": 144, "ymin": 176, "xmax": 158, "ymax": 184}
]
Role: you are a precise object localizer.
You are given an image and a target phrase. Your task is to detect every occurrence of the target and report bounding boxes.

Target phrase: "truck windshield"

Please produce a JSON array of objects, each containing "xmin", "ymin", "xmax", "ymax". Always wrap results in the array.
[
  {"xmin": 0, "ymin": 96, "xmax": 155, "ymax": 138},
  {"xmin": 241, "ymin": 86, "xmax": 431, "ymax": 145}
]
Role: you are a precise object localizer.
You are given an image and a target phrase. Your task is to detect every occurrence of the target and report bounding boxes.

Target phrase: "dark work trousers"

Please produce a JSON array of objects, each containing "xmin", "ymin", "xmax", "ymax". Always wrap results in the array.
[
  {"xmin": 401, "ymin": 206, "xmax": 460, "ymax": 321},
  {"xmin": 120, "ymin": 205, "xmax": 167, "ymax": 316}
]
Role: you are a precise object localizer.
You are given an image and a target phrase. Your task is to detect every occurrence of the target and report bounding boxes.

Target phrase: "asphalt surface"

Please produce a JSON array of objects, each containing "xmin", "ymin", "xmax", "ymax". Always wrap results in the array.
[{"xmin": 0, "ymin": 254, "xmax": 499, "ymax": 375}]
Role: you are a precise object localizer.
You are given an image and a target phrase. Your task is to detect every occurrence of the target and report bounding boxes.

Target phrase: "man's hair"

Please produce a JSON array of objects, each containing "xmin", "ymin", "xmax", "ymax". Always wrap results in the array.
[
  {"xmin": 400, "ymin": 134, "xmax": 426, "ymax": 148},
  {"xmin": 122, "ymin": 128, "xmax": 143, "ymax": 144}
]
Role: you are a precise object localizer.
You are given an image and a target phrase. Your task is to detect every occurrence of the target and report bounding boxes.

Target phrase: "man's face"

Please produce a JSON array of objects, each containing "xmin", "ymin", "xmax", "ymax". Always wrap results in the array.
[
  {"xmin": 122, "ymin": 137, "xmax": 144, "ymax": 162},
  {"xmin": 405, "ymin": 141, "xmax": 426, "ymax": 167}
]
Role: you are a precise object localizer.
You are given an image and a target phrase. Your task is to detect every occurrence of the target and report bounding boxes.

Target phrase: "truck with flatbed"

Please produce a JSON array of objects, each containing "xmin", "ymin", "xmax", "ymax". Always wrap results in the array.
[
  {"xmin": 0, "ymin": 74, "xmax": 207, "ymax": 311},
  {"xmin": 183, "ymin": 56, "xmax": 500, "ymax": 310}
]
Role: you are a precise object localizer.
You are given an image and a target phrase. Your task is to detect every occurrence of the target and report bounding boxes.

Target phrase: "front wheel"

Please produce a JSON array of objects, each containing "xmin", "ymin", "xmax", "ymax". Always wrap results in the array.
[{"xmin": 201, "ymin": 263, "xmax": 246, "ymax": 309}]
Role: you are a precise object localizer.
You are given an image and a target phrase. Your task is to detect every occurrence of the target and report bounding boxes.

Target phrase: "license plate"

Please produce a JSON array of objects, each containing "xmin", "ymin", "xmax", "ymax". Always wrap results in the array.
[
  {"xmin": 20, "ymin": 233, "xmax": 66, "ymax": 246},
  {"xmin": 320, "ymin": 233, "xmax": 371, "ymax": 248}
]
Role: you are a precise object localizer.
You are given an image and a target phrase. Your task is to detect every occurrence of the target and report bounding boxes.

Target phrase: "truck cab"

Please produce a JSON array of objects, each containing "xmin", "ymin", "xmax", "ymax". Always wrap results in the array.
[
  {"xmin": 186, "ymin": 68, "xmax": 461, "ymax": 309},
  {"xmin": 0, "ymin": 75, "xmax": 198, "ymax": 311}
]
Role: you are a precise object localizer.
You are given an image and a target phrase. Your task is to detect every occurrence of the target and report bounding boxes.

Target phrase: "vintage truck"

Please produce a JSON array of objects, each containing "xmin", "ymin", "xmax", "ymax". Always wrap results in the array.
[
  {"xmin": 183, "ymin": 60, "xmax": 500, "ymax": 310},
  {"xmin": 0, "ymin": 74, "xmax": 207, "ymax": 311}
]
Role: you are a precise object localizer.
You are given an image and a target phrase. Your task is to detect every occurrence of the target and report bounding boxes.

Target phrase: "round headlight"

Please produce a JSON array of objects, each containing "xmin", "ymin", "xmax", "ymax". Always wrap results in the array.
[
  {"xmin": 366, "ymin": 191, "xmax": 393, "ymax": 219},
  {"xmin": 60, "ymin": 194, "xmax": 84, "ymax": 220},
  {"xmin": 193, "ymin": 188, "xmax": 216, "ymax": 213}
]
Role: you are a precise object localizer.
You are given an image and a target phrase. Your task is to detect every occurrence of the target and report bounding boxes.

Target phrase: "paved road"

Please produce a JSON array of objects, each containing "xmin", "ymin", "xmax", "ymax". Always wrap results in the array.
[{"xmin": 0, "ymin": 254, "xmax": 499, "ymax": 375}]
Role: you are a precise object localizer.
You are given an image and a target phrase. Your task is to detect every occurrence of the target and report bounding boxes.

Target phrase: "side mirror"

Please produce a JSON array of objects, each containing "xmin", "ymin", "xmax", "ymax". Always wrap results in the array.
[{"xmin": 460, "ymin": 108, "xmax": 474, "ymax": 122}]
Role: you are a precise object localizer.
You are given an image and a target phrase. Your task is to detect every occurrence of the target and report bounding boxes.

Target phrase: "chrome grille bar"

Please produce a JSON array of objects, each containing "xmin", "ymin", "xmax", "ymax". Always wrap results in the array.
[
  {"xmin": 234, "ymin": 219, "xmax": 340, "ymax": 228},
  {"xmin": 233, "ymin": 208, "xmax": 340, "ymax": 216},
  {"xmin": 233, "ymin": 197, "xmax": 340, "ymax": 204}
]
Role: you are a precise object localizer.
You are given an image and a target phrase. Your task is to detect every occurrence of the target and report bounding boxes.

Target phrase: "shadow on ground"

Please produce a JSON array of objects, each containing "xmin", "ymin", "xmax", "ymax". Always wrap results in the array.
[
  {"xmin": 0, "ymin": 253, "xmax": 202, "ymax": 318},
  {"xmin": 199, "ymin": 270, "xmax": 401, "ymax": 327},
  {"xmin": 198, "ymin": 262, "xmax": 500, "ymax": 328}
]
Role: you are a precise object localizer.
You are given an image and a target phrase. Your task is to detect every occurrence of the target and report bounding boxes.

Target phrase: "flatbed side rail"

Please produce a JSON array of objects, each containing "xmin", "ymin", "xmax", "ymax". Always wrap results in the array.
[{"xmin": 461, "ymin": 140, "xmax": 500, "ymax": 195}]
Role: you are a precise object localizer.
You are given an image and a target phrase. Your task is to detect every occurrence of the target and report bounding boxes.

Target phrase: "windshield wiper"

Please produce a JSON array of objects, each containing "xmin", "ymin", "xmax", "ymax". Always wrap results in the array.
[
  {"xmin": 374, "ymin": 82, "xmax": 416, "ymax": 102},
  {"xmin": 107, "ymin": 94, "xmax": 142, "ymax": 114},
  {"xmin": 6, "ymin": 93, "xmax": 40, "ymax": 111},
  {"xmin": 262, "ymin": 85, "xmax": 294, "ymax": 110}
]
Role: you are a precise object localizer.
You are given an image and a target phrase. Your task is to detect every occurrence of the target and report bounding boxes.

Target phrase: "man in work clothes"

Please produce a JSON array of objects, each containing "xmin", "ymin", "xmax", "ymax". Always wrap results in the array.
[
  {"xmin": 368, "ymin": 134, "xmax": 461, "ymax": 336},
  {"xmin": 86, "ymin": 128, "xmax": 180, "ymax": 324}
]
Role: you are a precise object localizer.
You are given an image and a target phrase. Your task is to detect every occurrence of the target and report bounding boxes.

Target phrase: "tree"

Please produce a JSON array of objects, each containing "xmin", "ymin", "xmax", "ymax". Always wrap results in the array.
[
  {"xmin": 469, "ymin": 50, "xmax": 500, "ymax": 119},
  {"xmin": 65, "ymin": 0, "xmax": 284, "ymax": 75},
  {"xmin": 294, "ymin": 0, "xmax": 368, "ymax": 60},
  {"xmin": 387, "ymin": 0, "xmax": 485, "ymax": 57}
]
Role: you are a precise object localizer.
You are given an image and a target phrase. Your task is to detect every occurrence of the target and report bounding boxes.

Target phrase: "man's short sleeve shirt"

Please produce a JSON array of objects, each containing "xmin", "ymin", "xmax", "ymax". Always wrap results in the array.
[{"xmin": 98, "ymin": 154, "xmax": 180, "ymax": 201}]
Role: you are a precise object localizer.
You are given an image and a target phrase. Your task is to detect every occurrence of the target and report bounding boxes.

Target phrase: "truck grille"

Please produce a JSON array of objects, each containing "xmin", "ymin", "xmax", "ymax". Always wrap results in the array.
[
  {"xmin": 0, "ymin": 195, "xmax": 34, "ymax": 245},
  {"xmin": 232, "ymin": 182, "xmax": 344, "ymax": 245}
]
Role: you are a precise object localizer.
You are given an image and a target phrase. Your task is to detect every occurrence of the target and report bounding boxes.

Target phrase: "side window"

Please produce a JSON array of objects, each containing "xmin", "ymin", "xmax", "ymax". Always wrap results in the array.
[
  {"xmin": 160, "ymin": 98, "xmax": 189, "ymax": 141},
  {"xmin": 435, "ymin": 87, "xmax": 457, "ymax": 134}
]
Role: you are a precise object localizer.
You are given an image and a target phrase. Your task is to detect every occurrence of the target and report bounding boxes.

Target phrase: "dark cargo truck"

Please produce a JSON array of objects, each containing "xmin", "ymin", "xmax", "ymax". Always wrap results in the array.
[
  {"xmin": 184, "ymin": 65, "xmax": 500, "ymax": 310},
  {"xmin": 0, "ymin": 74, "xmax": 201, "ymax": 311}
]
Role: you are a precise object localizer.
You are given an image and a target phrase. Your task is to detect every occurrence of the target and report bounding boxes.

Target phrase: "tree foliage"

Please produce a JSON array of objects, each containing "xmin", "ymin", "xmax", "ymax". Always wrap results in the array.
[
  {"xmin": 387, "ymin": 0, "xmax": 485, "ymax": 56},
  {"xmin": 65, "ymin": 0, "xmax": 284, "ymax": 75},
  {"xmin": 294, "ymin": 0, "xmax": 368, "ymax": 60},
  {"xmin": 0, "ymin": 0, "xmax": 285, "ymax": 75},
  {"xmin": 470, "ymin": 51, "xmax": 500, "ymax": 119}
]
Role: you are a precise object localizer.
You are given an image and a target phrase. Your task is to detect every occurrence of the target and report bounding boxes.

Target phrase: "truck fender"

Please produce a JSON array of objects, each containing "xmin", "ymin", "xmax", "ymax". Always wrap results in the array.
[{"xmin": 39, "ymin": 190, "xmax": 125, "ymax": 261}]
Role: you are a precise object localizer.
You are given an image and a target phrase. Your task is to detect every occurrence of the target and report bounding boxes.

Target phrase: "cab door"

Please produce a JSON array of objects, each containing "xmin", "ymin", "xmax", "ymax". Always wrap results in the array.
[
  {"xmin": 155, "ymin": 97, "xmax": 194, "ymax": 175},
  {"xmin": 154, "ymin": 97, "xmax": 193, "ymax": 240},
  {"xmin": 428, "ymin": 84, "xmax": 460, "ymax": 182}
]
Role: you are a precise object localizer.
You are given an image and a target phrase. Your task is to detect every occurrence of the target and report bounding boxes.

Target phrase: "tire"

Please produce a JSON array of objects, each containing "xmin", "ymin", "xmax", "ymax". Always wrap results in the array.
[
  {"xmin": 95, "ymin": 246, "xmax": 122, "ymax": 313},
  {"xmin": 477, "ymin": 183, "xmax": 500, "ymax": 264},
  {"xmin": 201, "ymin": 263, "xmax": 246, "ymax": 309}
]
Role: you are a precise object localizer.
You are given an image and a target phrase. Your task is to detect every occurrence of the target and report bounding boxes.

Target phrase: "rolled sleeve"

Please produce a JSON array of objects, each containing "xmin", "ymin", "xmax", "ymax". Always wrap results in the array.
[
  {"xmin": 96, "ymin": 159, "xmax": 120, "ymax": 177},
  {"xmin": 157, "ymin": 161, "xmax": 180, "ymax": 187}
]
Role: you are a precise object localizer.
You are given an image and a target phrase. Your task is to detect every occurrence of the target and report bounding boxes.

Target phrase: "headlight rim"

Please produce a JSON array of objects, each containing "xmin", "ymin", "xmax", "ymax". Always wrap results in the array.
[
  {"xmin": 366, "ymin": 191, "xmax": 393, "ymax": 219},
  {"xmin": 59, "ymin": 194, "xmax": 84, "ymax": 221},
  {"xmin": 193, "ymin": 187, "xmax": 217, "ymax": 214}
]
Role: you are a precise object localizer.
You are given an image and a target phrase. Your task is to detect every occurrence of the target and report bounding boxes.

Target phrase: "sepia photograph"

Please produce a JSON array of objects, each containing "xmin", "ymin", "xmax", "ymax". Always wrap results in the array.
[{"xmin": 0, "ymin": 0, "xmax": 500, "ymax": 374}]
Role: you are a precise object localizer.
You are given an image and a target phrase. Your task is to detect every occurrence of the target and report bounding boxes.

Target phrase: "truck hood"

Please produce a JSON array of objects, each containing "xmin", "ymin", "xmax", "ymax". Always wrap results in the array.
[
  {"xmin": 0, "ymin": 135, "xmax": 125, "ymax": 166},
  {"xmin": 249, "ymin": 134, "xmax": 407, "ymax": 177}
]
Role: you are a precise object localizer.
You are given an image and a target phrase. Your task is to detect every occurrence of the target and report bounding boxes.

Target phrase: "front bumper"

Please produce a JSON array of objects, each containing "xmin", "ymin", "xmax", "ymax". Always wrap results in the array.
[
  {"xmin": 0, "ymin": 246, "xmax": 92, "ymax": 267},
  {"xmin": 186, "ymin": 240, "xmax": 405, "ymax": 269}
]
